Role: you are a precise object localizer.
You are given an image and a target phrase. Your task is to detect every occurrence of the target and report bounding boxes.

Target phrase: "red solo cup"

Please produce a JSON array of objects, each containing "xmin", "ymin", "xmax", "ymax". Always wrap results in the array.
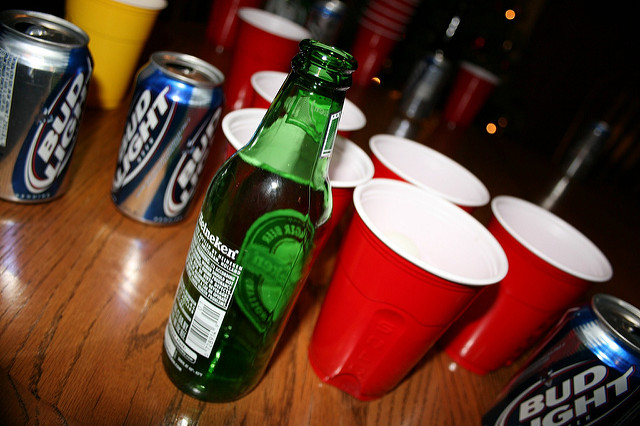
[
  {"xmin": 309, "ymin": 179, "xmax": 508, "ymax": 400},
  {"xmin": 442, "ymin": 61, "xmax": 500, "ymax": 129},
  {"xmin": 369, "ymin": 134, "xmax": 490, "ymax": 212},
  {"xmin": 221, "ymin": 108, "xmax": 267, "ymax": 159},
  {"xmin": 205, "ymin": 0, "xmax": 262, "ymax": 52},
  {"xmin": 350, "ymin": 19, "xmax": 402, "ymax": 86},
  {"xmin": 443, "ymin": 196, "xmax": 613, "ymax": 374},
  {"xmin": 250, "ymin": 70, "xmax": 366, "ymax": 136},
  {"xmin": 225, "ymin": 8, "xmax": 310, "ymax": 110}
]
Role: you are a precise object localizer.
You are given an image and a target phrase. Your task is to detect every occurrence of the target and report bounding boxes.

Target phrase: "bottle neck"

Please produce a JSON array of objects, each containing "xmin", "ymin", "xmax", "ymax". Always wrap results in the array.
[{"xmin": 239, "ymin": 54, "xmax": 350, "ymax": 189}]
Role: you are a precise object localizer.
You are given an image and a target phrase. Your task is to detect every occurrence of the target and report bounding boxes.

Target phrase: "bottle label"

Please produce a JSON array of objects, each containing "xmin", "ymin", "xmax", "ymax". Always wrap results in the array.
[
  {"xmin": 165, "ymin": 212, "xmax": 243, "ymax": 361},
  {"xmin": 186, "ymin": 212, "xmax": 242, "ymax": 310},
  {"xmin": 235, "ymin": 209, "xmax": 313, "ymax": 332},
  {"xmin": 321, "ymin": 111, "xmax": 341, "ymax": 158},
  {"xmin": 166, "ymin": 209, "xmax": 313, "ymax": 362}
]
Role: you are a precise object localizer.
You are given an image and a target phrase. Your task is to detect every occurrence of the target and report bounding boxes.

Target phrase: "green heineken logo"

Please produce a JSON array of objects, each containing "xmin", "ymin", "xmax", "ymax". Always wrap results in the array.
[{"xmin": 235, "ymin": 209, "xmax": 314, "ymax": 331}]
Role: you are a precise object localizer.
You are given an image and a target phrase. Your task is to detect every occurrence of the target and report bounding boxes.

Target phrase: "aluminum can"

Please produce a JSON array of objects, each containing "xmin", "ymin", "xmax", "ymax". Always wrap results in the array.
[
  {"xmin": 399, "ymin": 51, "xmax": 452, "ymax": 120},
  {"xmin": 0, "ymin": 10, "xmax": 92, "ymax": 202},
  {"xmin": 112, "ymin": 51, "xmax": 224, "ymax": 225},
  {"xmin": 306, "ymin": 1, "xmax": 347, "ymax": 45},
  {"xmin": 483, "ymin": 294, "xmax": 640, "ymax": 426}
]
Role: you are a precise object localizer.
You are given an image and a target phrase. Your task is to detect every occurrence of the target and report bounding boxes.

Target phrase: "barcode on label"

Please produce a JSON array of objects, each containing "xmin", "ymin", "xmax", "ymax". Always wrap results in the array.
[{"xmin": 186, "ymin": 296, "xmax": 226, "ymax": 358}]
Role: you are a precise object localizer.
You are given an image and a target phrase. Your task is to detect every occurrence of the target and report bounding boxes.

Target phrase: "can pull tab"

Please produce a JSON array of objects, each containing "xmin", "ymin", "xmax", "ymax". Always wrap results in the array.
[
  {"xmin": 165, "ymin": 62, "xmax": 210, "ymax": 83},
  {"xmin": 14, "ymin": 21, "xmax": 74, "ymax": 44},
  {"xmin": 24, "ymin": 24, "xmax": 47, "ymax": 37}
]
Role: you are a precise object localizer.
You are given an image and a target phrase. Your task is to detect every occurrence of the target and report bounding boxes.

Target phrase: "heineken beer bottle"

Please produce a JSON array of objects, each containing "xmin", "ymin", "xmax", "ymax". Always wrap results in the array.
[{"xmin": 162, "ymin": 39, "xmax": 357, "ymax": 401}]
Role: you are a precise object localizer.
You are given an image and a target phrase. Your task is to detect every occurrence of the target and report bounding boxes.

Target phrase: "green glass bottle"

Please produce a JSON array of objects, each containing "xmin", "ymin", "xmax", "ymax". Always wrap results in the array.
[{"xmin": 162, "ymin": 39, "xmax": 357, "ymax": 402}]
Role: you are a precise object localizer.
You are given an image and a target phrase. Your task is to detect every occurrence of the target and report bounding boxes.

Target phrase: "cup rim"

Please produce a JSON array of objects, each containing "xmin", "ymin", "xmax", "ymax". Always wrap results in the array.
[
  {"xmin": 238, "ymin": 7, "xmax": 311, "ymax": 41},
  {"xmin": 369, "ymin": 134, "xmax": 490, "ymax": 207},
  {"xmin": 339, "ymin": 99, "xmax": 367, "ymax": 131},
  {"xmin": 354, "ymin": 178, "xmax": 508, "ymax": 286},
  {"xmin": 491, "ymin": 195, "xmax": 613, "ymax": 282},
  {"xmin": 250, "ymin": 70, "xmax": 286, "ymax": 105},
  {"xmin": 459, "ymin": 61, "xmax": 500, "ymax": 85},
  {"xmin": 330, "ymin": 136, "xmax": 375, "ymax": 188},
  {"xmin": 221, "ymin": 108, "xmax": 267, "ymax": 151}
]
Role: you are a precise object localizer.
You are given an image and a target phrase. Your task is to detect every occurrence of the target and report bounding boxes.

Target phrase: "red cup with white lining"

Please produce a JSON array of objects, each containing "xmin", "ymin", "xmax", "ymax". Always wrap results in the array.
[
  {"xmin": 369, "ymin": 134, "xmax": 490, "ymax": 212},
  {"xmin": 308, "ymin": 179, "xmax": 508, "ymax": 400},
  {"xmin": 443, "ymin": 195, "xmax": 613, "ymax": 374},
  {"xmin": 442, "ymin": 61, "xmax": 500, "ymax": 129},
  {"xmin": 225, "ymin": 8, "xmax": 310, "ymax": 110}
]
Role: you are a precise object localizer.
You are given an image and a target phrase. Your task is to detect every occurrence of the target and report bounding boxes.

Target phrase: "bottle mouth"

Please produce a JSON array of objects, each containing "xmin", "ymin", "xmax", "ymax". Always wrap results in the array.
[
  {"xmin": 291, "ymin": 39, "xmax": 357, "ymax": 90},
  {"xmin": 297, "ymin": 39, "xmax": 357, "ymax": 74}
]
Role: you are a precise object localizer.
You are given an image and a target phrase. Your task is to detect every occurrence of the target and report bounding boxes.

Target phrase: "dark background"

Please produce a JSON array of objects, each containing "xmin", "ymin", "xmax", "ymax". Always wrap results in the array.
[{"xmin": 4, "ymin": 0, "xmax": 639, "ymax": 192}]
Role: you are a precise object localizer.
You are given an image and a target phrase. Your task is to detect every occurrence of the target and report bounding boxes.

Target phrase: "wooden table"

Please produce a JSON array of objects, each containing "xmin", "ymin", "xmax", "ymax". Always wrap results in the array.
[{"xmin": 2, "ymin": 22, "xmax": 638, "ymax": 425}]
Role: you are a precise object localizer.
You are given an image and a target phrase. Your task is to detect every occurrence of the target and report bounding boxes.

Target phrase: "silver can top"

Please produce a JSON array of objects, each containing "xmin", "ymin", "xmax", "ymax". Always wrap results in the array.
[
  {"xmin": 1, "ymin": 9, "xmax": 89, "ymax": 48},
  {"xmin": 151, "ymin": 51, "xmax": 225, "ymax": 88},
  {"xmin": 593, "ymin": 293, "xmax": 640, "ymax": 352}
]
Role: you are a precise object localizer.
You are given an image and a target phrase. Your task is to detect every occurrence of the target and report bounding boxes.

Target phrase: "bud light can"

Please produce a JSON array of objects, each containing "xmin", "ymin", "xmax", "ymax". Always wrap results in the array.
[
  {"xmin": 112, "ymin": 51, "xmax": 224, "ymax": 225},
  {"xmin": 483, "ymin": 294, "xmax": 640, "ymax": 426},
  {"xmin": 0, "ymin": 10, "xmax": 92, "ymax": 202}
]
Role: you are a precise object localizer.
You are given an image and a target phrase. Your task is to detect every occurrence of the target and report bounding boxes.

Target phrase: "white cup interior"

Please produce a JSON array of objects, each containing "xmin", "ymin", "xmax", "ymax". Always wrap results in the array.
[
  {"xmin": 369, "ymin": 134, "xmax": 490, "ymax": 208},
  {"xmin": 340, "ymin": 99, "xmax": 367, "ymax": 132},
  {"xmin": 238, "ymin": 8, "xmax": 311, "ymax": 41},
  {"xmin": 354, "ymin": 179, "xmax": 508, "ymax": 285},
  {"xmin": 492, "ymin": 196, "xmax": 613, "ymax": 282},
  {"xmin": 251, "ymin": 71, "xmax": 287, "ymax": 105},
  {"xmin": 221, "ymin": 108, "xmax": 267, "ymax": 151},
  {"xmin": 330, "ymin": 136, "xmax": 375, "ymax": 188},
  {"xmin": 250, "ymin": 70, "xmax": 366, "ymax": 132}
]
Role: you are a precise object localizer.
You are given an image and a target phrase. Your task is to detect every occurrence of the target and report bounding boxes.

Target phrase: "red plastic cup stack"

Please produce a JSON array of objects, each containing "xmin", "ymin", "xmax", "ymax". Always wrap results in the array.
[{"xmin": 350, "ymin": 0, "xmax": 422, "ymax": 86}]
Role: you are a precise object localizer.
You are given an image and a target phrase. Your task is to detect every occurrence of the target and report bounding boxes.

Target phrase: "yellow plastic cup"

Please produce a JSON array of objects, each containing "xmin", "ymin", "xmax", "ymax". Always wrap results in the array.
[{"xmin": 65, "ymin": 0, "xmax": 167, "ymax": 109}]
